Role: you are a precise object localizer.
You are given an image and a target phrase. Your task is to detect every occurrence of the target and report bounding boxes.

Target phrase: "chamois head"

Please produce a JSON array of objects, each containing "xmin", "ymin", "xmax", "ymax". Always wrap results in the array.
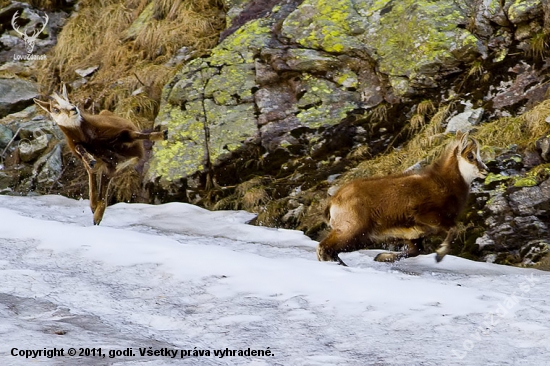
[
  {"xmin": 454, "ymin": 131, "xmax": 488, "ymax": 185},
  {"xmin": 34, "ymin": 85, "xmax": 81, "ymax": 128}
]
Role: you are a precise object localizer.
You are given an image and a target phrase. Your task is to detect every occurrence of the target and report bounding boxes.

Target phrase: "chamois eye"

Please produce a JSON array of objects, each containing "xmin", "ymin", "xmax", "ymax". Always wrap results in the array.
[
  {"xmin": 52, "ymin": 107, "xmax": 60, "ymax": 114},
  {"xmin": 467, "ymin": 152, "xmax": 474, "ymax": 161}
]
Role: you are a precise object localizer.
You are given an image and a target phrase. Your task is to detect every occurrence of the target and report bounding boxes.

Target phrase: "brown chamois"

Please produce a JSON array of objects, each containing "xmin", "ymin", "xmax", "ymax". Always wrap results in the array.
[
  {"xmin": 34, "ymin": 85, "xmax": 167, "ymax": 225},
  {"xmin": 317, "ymin": 131, "xmax": 488, "ymax": 265}
]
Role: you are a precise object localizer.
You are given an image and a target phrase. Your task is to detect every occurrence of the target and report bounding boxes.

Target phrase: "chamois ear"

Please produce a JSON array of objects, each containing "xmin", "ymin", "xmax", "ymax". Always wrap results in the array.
[
  {"xmin": 62, "ymin": 84, "xmax": 68, "ymax": 100},
  {"xmin": 34, "ymin": 98, "xmax": 51, "ymax": 113},
  {"xmin": 51, "ymin": 92, "xmax": 64, "ymax": 104},
  {"xmin": 457, "ymin": 130, "xmax": 470, "ymax": 151}
]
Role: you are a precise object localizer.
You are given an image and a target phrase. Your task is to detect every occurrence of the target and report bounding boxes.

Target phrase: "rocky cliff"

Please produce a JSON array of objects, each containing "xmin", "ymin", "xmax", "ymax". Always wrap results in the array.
[{"xmin": 1, "ymin": 0, "xmax": 549, "ymax": 267}]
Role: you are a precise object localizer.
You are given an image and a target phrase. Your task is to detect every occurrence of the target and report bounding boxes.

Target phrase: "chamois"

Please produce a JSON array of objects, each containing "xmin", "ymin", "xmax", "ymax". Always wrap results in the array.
[
  {"xmin": 34, "ymin": 85, "xmax": 167, "ymax": 225},
  {"xmin": 317, "ymin": 131, "xmax": 488, "ymax": 265}
]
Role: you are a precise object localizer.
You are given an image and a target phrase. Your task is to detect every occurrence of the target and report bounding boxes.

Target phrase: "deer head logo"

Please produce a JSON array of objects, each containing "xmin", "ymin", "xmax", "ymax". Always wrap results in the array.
[{"xmin": 11, "ymin": 10, "xmax": 48, "ymax": 54}]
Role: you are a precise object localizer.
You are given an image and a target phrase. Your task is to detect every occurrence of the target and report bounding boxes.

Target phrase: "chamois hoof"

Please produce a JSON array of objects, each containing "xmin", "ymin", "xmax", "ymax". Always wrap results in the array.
[
  {"xmin": 435, "ymin": 253, "xmax": 445, "ymax": 263},
  {"xmin": 335, "ymin": 255, "xmax": 348, "ymax": 267},
  {"xmin": 163, "ymin": 129, "xmax": 168, "ymax": 140},
  {"xmin": 316, "ymin": 244, "xmax": 334, "ymax": 262},
  {"xmin": 374, "ymin": 252, "xmax": 398, "ymax": 262}
]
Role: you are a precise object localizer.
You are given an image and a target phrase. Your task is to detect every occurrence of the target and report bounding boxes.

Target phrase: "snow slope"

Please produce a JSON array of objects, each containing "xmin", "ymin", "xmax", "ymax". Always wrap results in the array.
[{"xmin": 0, "ymin": 195, "xmax": 549, "ymax": 365}]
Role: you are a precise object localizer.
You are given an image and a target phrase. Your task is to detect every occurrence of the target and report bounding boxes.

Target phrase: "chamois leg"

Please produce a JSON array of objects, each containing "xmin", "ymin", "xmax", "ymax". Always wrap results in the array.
[
  {"xmin": 93, "ymin": 172, "xmax": 112, "ymax": 225},
  {"xmin": 374, "ymin": 238, "xmax": 423, "ymax": 263},
  {"xmin": 435, "ymin": 227, "xmax": 456, "ymax": 262},
  {"xmin": 87, "ymin": 169, "xmax": 99, "ymax": 213},
  {"xmin": 317, "ymin": 229, "xmax": 367, "ymax": 266},
  {"xmin": 127, "ymin": 130, "xmax": 168, "ymax": 141},
  {"xmin": 75, "ymin": 145, "xmax": 97, "ymax": 170}
]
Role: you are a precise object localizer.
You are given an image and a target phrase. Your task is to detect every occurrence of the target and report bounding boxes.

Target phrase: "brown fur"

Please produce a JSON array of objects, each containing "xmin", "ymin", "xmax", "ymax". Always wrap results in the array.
[
  {"xmin": 34, "ymin": 86, "xmax": 167, "ymax": 225},
  {"xmin": 317, "ymin": 132, "xmax": 488, "ymax": 265}
]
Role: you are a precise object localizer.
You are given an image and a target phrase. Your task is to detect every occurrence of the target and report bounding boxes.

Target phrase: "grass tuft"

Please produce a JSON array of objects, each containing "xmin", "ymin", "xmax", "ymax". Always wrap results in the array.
[
  {"xmin": 235, "ymin": 177, "xmax": 270, "ymax": 212},
  {"xmin": 527, "ymin": 31, "xmax": 549, "ymax": 60}
]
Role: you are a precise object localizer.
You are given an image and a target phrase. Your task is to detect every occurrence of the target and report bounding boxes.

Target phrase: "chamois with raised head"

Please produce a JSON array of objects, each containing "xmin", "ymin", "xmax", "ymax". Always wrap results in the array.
[
  {"xmin": 317, "ymin": 132, "xmax": 488, "ymax": 265},
  {"xmin": 34, "ymin": 85, "xmax": 167, "ymax": 225}
]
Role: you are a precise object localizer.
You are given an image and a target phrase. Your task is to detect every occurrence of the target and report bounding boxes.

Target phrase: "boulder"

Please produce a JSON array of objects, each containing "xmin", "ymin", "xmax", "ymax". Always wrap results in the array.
[
  {"xmin": 0, "ymin": 124, "xmax": 14, "ymax": 149},
  {"xmin": 18, "ymin": 133, "xmax": 51, "ymax": 163},
  {"xmin": 444, "ymin": 101, "xmax": 483, "ymax": 133},
  {"xmin": 507, "ymin": 0, "xmax": 543, "ymax": 24},
  {"xmin": 34, "ymin": 143, "xmax": 63, "ymax": 187},
  {"xmin": 282, "ymin": 0, "xmax": 482, "ymax": 95},
  {"xmin": 0, "ymin": 78, "xmax": 38, "ymax": 118}
]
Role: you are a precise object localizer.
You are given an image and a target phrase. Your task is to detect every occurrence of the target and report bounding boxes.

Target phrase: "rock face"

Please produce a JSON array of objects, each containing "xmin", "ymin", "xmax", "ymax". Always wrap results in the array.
[
  {"xmin": 0, "ymin": 106, "xmax": 65, "ymax": 194},
  {"xmin": 0, "ymin": 2, "xmax": 72, "ymax": 195},
  {"xmin": 474, "ymin": 171, "xmax": 550, "ymax": 265},
  {"xmin": 0, "ymin": 79, "xmax": 39, "ymax": 118},
  {"xmin": 147, "ymin": 0, "xmax": 486, "ymax": 194}
]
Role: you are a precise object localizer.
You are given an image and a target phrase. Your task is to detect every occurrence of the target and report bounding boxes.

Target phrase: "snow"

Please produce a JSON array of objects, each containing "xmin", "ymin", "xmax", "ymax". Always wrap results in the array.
[{"xmin": 0, "ymin": 195, "xmax": 549, "ymax": 365}]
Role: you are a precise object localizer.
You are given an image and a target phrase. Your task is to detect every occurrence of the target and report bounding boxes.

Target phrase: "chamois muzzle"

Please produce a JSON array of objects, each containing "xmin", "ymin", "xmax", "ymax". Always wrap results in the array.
[{"xmin": 477, "ymin": 161, "xmax": 489, "ymax": 179}]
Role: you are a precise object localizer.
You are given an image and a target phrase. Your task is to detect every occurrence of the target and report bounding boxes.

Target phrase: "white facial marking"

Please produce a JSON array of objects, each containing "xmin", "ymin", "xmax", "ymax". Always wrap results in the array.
[
  {"xmin": 51, "ymin": 110, "xmax": 81, "ymax": 128},
  {"xmin": 49, "ymin": 93, "xmax": 81, "ymax": 128},
  {"xmin": 457, "ymin": 152, "xmax": 483, "ymax": 185}
]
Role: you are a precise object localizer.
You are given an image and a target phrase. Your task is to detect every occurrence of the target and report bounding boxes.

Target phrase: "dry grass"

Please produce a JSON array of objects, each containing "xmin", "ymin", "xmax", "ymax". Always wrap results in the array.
[
  {"xmin": 109, "ymin": 169, "xmax": 142, "ymax": 202},
  {"xmin": 347, "ymin": 144, "xmax": 371, "ymax": 160},
  {"xmin": 467, "ymin": 60, "xmax": 484, "ymax": 79},
  {"xmin": 210, "ymin": 177, "xmax": 271, "ymax": 212},
  {"xmin": 235, "ymin": 177, "xmax": 270, "ymax": 212},
  {"xmin": 369, "ymin": 104, "xmax": 388, "ymax": 124},
  {"xmin": 342, "ymin": 103, "xmax": 452, "ymax": 182},
  {"xmin": 13, "ymin": 0, "xmax": 65, "ymax": 9},
  {"xmin": 409, "ymin": 114, "xmax": 425, "ymax": 132},
  {"xmin": 410, "ymin": 100, "xmax": 436, "ymax": 132},
  {"xmin": 475, "ymin": 98, "xmax": 550, "ymax": 148},
  {"xmin": 34, "ymin": 0, "xmax": 225, "ymax": 201},
  {"xmin": 417, "ymin": 99, "xmax": 435, "ymax": 116},
  {"xmin": 39, "ymin": 0, "xmax": 224, "ymax": 116},
  {"xmin": 527, "ymin": 31, "xmax": 549, "ymax": 60},
  {"xmin": 339, "ymin": 98, "xmax": 550, "ymax": 184}
]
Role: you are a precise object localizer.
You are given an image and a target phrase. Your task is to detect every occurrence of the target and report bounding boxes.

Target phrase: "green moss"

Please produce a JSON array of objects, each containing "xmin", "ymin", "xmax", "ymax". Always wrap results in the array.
[
  {"xmin": 333, "ymin": 69, "xmax": 358, "ymax": 88},
  {"xmin": 508, "ymin": 0, "xmax": 542, "ymax": 24},
  {"xmin": 484, "ymin": 173, "xmax": 509, "ymax": 186},
  {"xmin": 295, "ymin": 76, "xmax": 356, "ymax": 128},
  {"xmin": 204, "ymin": 100, "xmax": 257, "ymax": 164},
  {"xmin": 124, "ymin": 3, "xmax": 154, "ymax": 40},
  {"xmin": 528, "ymin": 164, "xmax": 550, "ymax": 180},
  {"xmin": 282, "ymin": 0, "xmax": 367, "ymax": 54},
  {"xmin": 204, "ymin": 64, "xmax": 256, "ymax": 105},
  {"xmin": 168, "ymin": 60, "xmax": 218, "ymax": 105},
  {"xmin": 367, "ymin": 1, "xmax": 467, "ymax": 77},
  {"xmin": 147, "ymin": 103, "xmax": 207, "ymax": 182},
  {"xmin": 513, "ymin": 176, "xmax": 538, "ymax": 187},
  {"xmin": 210, "ymin": 19, "xmax": 272, "ymax": 66},
  {"xmin": 283, "ymin": 0, "xmax": 478, "ymax": 95}
]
